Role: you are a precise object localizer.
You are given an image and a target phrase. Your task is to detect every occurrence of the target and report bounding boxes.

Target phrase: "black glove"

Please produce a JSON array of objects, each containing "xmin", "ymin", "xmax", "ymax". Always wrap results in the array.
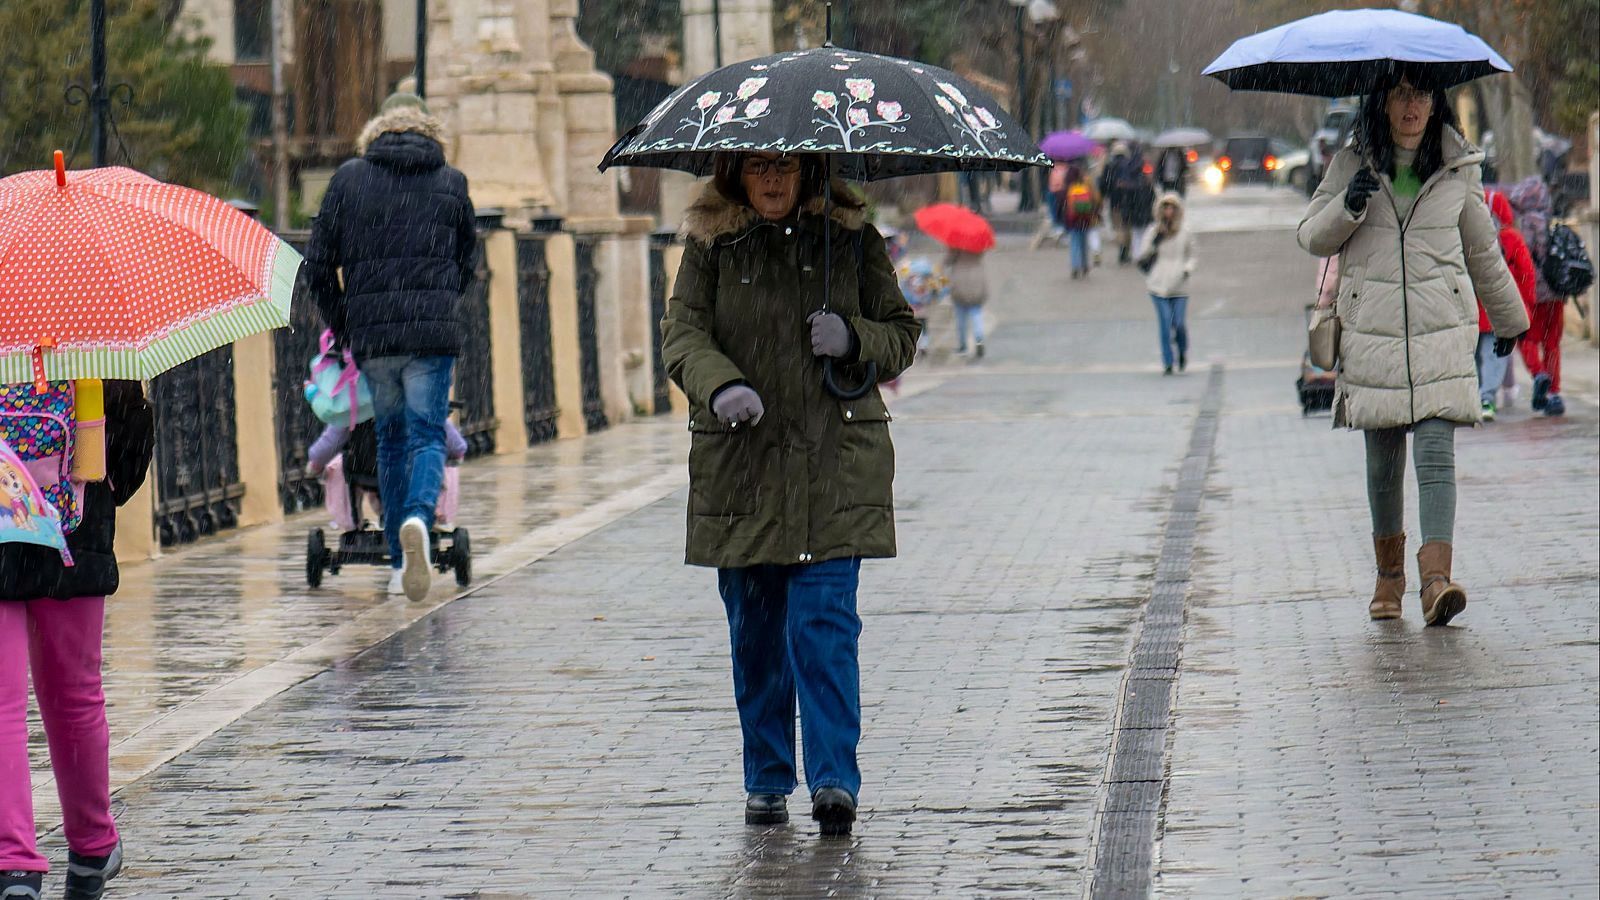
[
  {"xmin": 1151, "ymin": 231, "xmax": 1167, "ymax": 247},
  {"xmin": 711, "ymin": 384, "xmax": 764, "ymax": 427},
  {"xmin": 1494, "ymin": 333, "xmax": 1523, "ymax": 358},
  {"xmin": 1344, "ymin": 167, "xmax": 1380, "ymax": 215}
]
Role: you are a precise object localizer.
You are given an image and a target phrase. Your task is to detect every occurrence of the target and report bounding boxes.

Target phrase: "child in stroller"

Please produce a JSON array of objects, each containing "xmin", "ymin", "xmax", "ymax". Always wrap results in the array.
[{"xmin": 303, "ymin": 416, "xmax": 472, "ymax": 590}]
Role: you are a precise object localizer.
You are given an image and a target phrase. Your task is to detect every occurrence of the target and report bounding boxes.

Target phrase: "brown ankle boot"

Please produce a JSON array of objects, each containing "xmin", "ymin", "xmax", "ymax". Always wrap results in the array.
[
  {"xmin": 1370, "ymin": 534, "xmax": 1405, "ymax": 620},
  {"xmin": 1417, "ymin": 541, "xmax": 1467, "ymax": 626}
]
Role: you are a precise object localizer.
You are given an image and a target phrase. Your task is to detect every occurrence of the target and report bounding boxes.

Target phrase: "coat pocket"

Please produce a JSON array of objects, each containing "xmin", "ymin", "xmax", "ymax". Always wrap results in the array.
[
  {"xmin": 687, "ymin": 413, "xmax": 758, "ymax": 518},
  {"xmin": 833, "ymin": 394, "xmax": 895, "ymax": 511}
]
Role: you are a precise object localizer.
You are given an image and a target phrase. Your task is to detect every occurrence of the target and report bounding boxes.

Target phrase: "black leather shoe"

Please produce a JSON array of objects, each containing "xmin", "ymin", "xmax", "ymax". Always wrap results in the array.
[
  {"xmin": 745, "ymin": 793, "xmax": 788, "ymax": 825},
  {"xmin": 811, "ymin": 787, "xmax": 856, "ymax": 837}
]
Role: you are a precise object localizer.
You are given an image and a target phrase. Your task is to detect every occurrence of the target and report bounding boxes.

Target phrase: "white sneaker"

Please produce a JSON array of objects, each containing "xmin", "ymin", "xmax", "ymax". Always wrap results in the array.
[
  {"xmin": 386, "ymin": 569, "xmax": 405, "ymax": 596},
  {"xmin": 399, "ymin": 517, "xmax": 432, "ymax": 601}
]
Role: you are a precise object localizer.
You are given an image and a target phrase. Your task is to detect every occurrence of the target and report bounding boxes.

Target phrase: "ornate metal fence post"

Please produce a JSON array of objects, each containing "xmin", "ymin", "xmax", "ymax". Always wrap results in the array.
[
  {"xmin": 648, "ymin": 231, "xmax": 674, "ymax": 415},
  {"xmin": 151, "ymin": 345, "xmax": 244, "ymax": 546},
  {"xmin": 517, "ymin": 229, "xmax": 560, "ymax": 444},
  {"xmin": 574, "ymin": 235, "xmax": 609, "ymax": 433},
  {"xmin": 454, "ymin": 230, "xmax": 499, "ymax": 457},
  {"xmin": 271, "ymin": 230, "xmax": 327, "ymax": 514}
]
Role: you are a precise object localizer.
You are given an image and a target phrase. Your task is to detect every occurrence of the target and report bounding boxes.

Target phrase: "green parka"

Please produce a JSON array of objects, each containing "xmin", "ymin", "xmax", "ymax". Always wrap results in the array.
[{"xmin": 661, "ymin": 180, "xmax": 920, "ymax": 569}]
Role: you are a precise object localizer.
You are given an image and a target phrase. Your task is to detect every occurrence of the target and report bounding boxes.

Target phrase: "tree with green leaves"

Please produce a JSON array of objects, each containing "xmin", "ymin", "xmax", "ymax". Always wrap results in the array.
[{"xmin": 0, "ymin": 0, "xmax": 247, "ymax": 193}]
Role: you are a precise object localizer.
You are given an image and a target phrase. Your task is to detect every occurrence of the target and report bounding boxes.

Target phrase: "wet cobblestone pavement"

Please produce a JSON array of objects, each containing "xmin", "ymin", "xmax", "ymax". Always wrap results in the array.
[{"xmin": 22, "ymin": 188, "xmax": 1598, "ymax": 897}]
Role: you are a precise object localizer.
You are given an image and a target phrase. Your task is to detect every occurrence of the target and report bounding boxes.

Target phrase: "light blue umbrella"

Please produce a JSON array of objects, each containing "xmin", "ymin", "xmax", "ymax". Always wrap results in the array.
[{"xmin": 1203, "ymin": 8, "xmax": 1511, "ymax": 97}]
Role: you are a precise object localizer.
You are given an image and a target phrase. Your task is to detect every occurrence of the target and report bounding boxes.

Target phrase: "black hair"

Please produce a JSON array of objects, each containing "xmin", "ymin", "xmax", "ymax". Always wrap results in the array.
[
  {"xmin": 1353, "ymin": 80, "xmax": 1457, "ymax": 184},
  {"xmin": 710, "ymin": 153, "xmax": 863, "ymax": 215}
]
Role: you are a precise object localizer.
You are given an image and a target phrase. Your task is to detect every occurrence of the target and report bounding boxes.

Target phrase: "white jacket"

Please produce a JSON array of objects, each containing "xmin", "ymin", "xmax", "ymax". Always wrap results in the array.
[{"xmin": 1139, "ymin": 193, "xmax": 1197, "ymax": 298}]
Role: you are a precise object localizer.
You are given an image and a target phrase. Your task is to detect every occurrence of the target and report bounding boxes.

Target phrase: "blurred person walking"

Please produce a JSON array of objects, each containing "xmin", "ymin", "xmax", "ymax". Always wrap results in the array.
[
  {"xmin": 1507, "ymin": 176, "xmax": 1569, "ymax": 416},
  {"xmin": 1155, "ymin": 146, "xmax": 1189, "ymax": 197},
  {"xmin": 1058, "ymin": 164, "xmax": 1101, "ymax": 279},
  {"xmin": 304, "ymin": 93, "xmax": 477, "ymax": 601},
  {"xmin": 1299, "ymin": 77, "xmax": 1527, "ymax": 626},
  {"xmin": 660, "ymin": 151, "xmax": 918, "ymax": 837},
  {"xmin": 1475, "ymin": 189, "xmax": 1538, "ymax": 420},
  {"xmin": 945, "ymin": 247, "xmax": 991, "ymax": 357},
  {"xmin": 1137, "ymin": 193, "xmax": 1197, "ymax": 373}
]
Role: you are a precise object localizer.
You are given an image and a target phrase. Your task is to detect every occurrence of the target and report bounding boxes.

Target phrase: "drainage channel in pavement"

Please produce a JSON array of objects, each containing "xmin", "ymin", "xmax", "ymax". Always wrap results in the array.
[{"xmin": 1087, "ymin": 363, "xmax": 1224, "ymax": 899}]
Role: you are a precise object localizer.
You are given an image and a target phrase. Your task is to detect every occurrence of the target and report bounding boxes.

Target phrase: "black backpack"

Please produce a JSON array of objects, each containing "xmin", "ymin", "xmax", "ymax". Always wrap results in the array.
[{"xmin": 1542, "ymin": 222, "xmax": 1594, "ymax": 297}]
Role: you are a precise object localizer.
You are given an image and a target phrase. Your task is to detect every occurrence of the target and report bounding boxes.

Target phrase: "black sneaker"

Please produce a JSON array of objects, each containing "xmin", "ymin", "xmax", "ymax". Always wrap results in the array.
[
  {"xmin": 0, "ymin": 871, "xmax": 41, "ymax": 900},
  {"xmin": 1532, "ymin": 372, "xmax": 1551, "ymax": 410},
  {"xmin": 974, "ymin": 341, "xmax": 985, "ymax": 359},
  {"xmin": 811, "ymin": 787, "xmax": 856, "ymax": 837},
  {"xmin": 64, "ymin": 843, "xmax": 121, "ymax": 900},
  {"xmin": 745, "ymin": 793, "xmax": 788, "ymax": 825},
  {"xmin": 1178, "ymin": 351, "xmax": 1187, "ymax": 372},
  {"xmin": 1545, "ymin": 394, "xmax": 1566, "ymax": 417}
]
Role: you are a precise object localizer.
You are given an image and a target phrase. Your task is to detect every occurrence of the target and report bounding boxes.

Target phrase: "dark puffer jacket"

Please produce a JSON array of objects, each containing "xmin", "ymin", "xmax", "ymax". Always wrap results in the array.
[
  {"xmin": 304, "ymin": 107, "xmax": 477, "ymax": 364},
  {"xmin": 0, "ymin": 381, "xmax": 154, "ymax": 601}
]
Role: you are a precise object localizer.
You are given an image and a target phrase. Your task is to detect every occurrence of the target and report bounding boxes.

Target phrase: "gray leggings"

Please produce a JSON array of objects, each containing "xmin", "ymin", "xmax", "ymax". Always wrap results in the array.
[{"xmin": 1365, "ymin": 418, "xmax": 1457, "ymax": 543}]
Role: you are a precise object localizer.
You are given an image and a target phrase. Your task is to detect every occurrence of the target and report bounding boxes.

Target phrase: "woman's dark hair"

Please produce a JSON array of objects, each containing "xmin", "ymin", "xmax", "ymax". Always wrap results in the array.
[
  {"xmin": 711, "ymin": 153, "xmax": 865, "ymax": 216},
  {"xmin": 1353, "ymin": 81, "xmax": 1457, "ymax": 183}
]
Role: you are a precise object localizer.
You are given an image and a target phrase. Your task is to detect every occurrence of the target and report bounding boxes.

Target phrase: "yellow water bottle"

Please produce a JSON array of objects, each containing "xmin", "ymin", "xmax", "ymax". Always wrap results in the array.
[{"xmin": 71, "ymin": 378, "xmax": 107, "ymax": 482}]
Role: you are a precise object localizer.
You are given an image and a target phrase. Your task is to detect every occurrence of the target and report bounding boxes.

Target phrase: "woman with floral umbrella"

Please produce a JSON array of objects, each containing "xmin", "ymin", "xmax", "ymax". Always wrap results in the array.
[{"xmin": 605, "ymin": 38, "xmax": 1046, "ymax": 838}]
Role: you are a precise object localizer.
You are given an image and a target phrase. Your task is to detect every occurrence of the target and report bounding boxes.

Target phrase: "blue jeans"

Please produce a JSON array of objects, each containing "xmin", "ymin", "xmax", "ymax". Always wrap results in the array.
[
  {"xmin": 363, "ymin": 355, "xmax": 455, "ymax": 567},
  {"xmin": 718, "ymin": 558, "xmax": 862, "ymax": 799},
  {"xmin": 1475, "ymin": 333, "xmax": 1509, "ymax": 405},
  {"xmin": 1151, "ymin": 295, "xmax": 1189, "ymax": 369},
  {"xmin": 954, "ymin": 304, "xmax": 984, "ymax": 351},
  {"xmin": 1068, "ymin": 228, "xmax": 1090, "ymax": 273}
]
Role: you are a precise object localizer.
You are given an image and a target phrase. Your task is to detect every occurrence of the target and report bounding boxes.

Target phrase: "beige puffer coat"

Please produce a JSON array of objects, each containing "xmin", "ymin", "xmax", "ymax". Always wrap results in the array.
[{"xmin": 1298, "ymin": 128, "xmax": 1529, "ymax": 430}]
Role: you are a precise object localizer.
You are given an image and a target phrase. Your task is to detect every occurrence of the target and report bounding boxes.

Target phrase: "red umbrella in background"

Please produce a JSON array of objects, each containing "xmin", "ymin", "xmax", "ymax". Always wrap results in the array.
[{"xmin": 913, "ymin": 203, "xmax": 996, "ymax": 253}]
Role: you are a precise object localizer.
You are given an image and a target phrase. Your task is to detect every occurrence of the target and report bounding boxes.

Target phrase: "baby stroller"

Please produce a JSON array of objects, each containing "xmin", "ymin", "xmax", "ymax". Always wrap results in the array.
[
  {"xmin": 1297, "ymin": 303, "xmax": 1337, "ymax": 416},
  {"xmin": 305, "ymin": 418, "xmax": 471, "ymax": 588}
]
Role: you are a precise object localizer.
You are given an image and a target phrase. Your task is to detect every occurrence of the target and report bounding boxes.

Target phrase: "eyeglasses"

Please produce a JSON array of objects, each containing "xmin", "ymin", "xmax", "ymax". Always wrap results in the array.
[
  {"xmin": 1391, "ymin": 85, "xmax": 1434, "ymax": 107},
  {"xmin": 742, "ymin": 156, "xmax": 802, "ymax": 177}
]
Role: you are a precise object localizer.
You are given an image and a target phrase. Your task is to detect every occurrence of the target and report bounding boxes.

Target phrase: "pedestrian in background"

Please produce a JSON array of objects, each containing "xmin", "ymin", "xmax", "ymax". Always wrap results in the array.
[
  {"xmin": 1298, "ymin": 77, "xmax": 1528, "ymax": 626},
  {"xmin": 1116, "ymin": 145, "xmax": 1157, "ymax": 264},
  {"xmin": 304, "ymin": 93, "xmax": 478, "ymax": 600},
  {"xmin": 1058, "ymin": 163, "xmax": 1100, "ymax": 279},
  {"xmin": 1099, "ymin": 142, "xmax": 1132, "ymax": 264},
  {"xmin": 1507, "ymin": 176, "xmax": 1567, "ymax": 416},
  {"xmin": 1155, "ymin": 145, "xmax": 1189, "ymax": 197},
  {"xmin": 1475, "ymin": 189, "xmax": 1538, "ymax": 420},
  {"xmin": 945, "ymin": 247, "xmax": 990, "ymax": 358},
  {"xmin": 0, "ymin": 381, "xmax": 152, "ymax": 900},
  {"xmin": 661, "ymin": 151, "xmax": 919, "ymax": 837},
  {"xmin": 1137, "ymin": 193, "xmax": 1197, "ymax": 374}
]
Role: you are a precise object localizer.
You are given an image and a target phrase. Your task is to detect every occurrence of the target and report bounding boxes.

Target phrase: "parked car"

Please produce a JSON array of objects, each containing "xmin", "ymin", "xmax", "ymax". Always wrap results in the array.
[
  {"xmin": 1307, "ymin": 99, "xmax": 1358, "ymax": 195},
  {"xmin": 1274, "ymin": 146, "xmax": 1312, "ymax": 191},
  {"xmin": 1217, "ymin": 134, "xmax": 1276, "ymax": 185}
]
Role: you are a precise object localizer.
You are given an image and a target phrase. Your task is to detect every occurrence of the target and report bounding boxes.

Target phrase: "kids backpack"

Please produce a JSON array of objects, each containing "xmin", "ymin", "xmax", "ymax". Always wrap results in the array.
[
  {"xmin": 305, "ymin": 330, "xmax": 374, "ymax": 427},
  {"xmin": 1542, "ymin": 222, "xmax": 1594, "ymax": 297},
  {"xmin": 1065, "ymin": 181, "xmax": 1097, "ymax": 225},
  {"xmin": 0, "ymin": 381, "xmax": 81, "ymax": 563}
]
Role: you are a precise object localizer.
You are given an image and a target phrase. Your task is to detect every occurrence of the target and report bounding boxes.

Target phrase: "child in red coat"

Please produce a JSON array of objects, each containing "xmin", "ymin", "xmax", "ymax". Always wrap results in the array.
[{"xmin": 1476, "ymin": 190, "xmax": 1537, "ymax": 419}]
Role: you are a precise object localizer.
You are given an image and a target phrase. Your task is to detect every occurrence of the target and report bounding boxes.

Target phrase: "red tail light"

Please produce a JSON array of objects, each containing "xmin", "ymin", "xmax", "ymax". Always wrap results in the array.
[
  {"xmin": 1142, "ymin": 163, "xmax": 1154, "ymax": 176},
  {"xmin": 1264, "ymin": 154, "xmax": 1279, "ymax": 171},
  {"xmin": 1218, "ymin": 156, "xmax": 1232, "ymax": 171},
  {"xmin": 1185, "ymin": 149, "xmax": 1199, "ymax": 164}
]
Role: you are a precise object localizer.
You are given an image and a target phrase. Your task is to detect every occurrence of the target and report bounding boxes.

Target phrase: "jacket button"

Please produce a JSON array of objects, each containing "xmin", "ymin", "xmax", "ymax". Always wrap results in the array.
[
  {"xmin": 845, "ymin": 410, "xmax": 854, "ymax": 419},
  {"xmin": 785, "ymin": 227, "xmax": 793, "ymax": 236}
]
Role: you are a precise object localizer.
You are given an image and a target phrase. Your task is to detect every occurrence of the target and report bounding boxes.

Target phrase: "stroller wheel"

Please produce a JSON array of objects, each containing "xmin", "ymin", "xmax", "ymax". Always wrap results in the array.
[
  {"xmin": 306, "ymin": 528, "xmax": 327, "ymax": 588},
  {"xmin": 452, "ymin": 528, "xmax": 472, "ymax": 587}
]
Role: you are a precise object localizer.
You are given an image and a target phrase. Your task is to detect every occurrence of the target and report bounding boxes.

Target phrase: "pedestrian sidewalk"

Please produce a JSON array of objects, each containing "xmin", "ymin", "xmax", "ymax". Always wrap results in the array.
[{"xmin": 30, "ymin": 422, "xmax": 694, "ymax": 830}]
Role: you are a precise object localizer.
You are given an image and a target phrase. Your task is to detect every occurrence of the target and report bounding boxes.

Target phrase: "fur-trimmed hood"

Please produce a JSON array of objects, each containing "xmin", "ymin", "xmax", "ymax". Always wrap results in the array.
[
  {"xmin": 1153, "ymin": 191, "xmax": 1185, "ymax": 233},
  {"xmin": 356, "ymin": 105, "xmax": 445, "ymax": 156},
  {"xmin": 682, "ymin": 179, "xmax": 867, "ymax": 244}
]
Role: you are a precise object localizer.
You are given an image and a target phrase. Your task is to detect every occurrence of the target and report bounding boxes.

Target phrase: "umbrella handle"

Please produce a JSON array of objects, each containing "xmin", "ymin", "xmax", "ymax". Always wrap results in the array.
[{"xmin": 823, "ymin": 358, "xmax": 878, "ymax": 401}]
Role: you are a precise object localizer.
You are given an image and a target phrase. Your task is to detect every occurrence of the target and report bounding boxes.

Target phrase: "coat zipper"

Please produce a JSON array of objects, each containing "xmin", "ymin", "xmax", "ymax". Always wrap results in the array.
[{"xmin": 1384, "ymin": 162, "xmax": 1452, "ymax": 425}]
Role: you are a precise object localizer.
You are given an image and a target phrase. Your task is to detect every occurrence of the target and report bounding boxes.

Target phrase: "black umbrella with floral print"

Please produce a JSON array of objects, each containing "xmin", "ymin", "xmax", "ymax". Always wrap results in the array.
[
  {"xmin": 602, "ymin": 29, "xmax": 1046, "ymax": 400},
  {"xmin": 599, "ymin": 46, "xmax": 1048, "ymax": 180}
]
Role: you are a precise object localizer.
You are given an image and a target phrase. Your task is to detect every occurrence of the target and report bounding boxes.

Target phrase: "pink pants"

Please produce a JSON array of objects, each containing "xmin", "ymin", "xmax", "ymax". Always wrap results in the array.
[{"xmin": 0, "ymin": 597, "xmax": 118, "ymax": 873}]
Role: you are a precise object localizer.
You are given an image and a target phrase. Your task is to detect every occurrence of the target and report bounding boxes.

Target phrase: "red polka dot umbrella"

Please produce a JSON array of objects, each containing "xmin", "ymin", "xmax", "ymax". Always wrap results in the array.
[{"xmin": 0, "ymin": 152, "xmax": 301, "ymax": 387}]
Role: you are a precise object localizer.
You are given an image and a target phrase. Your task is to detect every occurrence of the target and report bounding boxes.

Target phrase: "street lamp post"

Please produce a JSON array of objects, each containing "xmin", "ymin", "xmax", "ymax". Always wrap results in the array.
[
  {"xmin": 1010, "ymin": 0, "xmax": 1032, "ymax": 210},
  {"xmin": 416, "ymin": 0, "xmax": 427, "ymax": 97},
  {"xmin": 90, "ymin": 0, "xmax": 107, "ymax": 166}
]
